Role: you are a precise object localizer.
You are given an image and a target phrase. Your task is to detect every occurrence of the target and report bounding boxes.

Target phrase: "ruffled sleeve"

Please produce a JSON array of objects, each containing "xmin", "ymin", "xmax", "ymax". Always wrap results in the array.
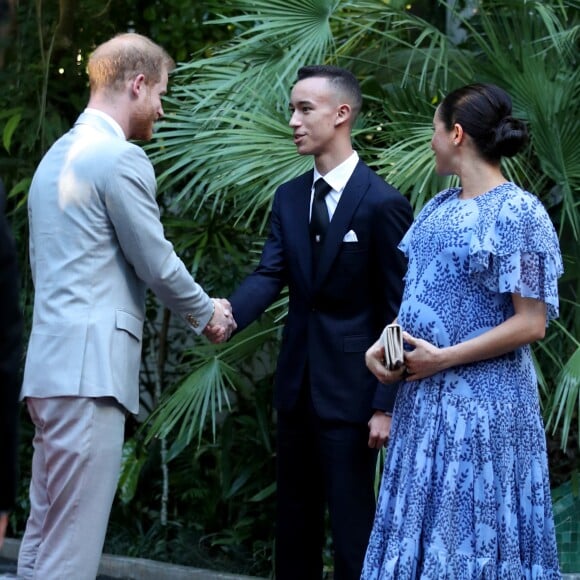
[{"xmin": 467, "ymin": 185, "xmax": 563, "ymax": 321}]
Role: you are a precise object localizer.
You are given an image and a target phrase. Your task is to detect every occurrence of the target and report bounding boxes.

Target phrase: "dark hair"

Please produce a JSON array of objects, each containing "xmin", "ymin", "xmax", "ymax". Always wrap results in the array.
[
  {"xmin": 296, "ymin": 65, "xmax": 362, "ymax": 121},
  {"xmin": 438, "ymin": 83, "xmax": 528, "ymax": 161}
]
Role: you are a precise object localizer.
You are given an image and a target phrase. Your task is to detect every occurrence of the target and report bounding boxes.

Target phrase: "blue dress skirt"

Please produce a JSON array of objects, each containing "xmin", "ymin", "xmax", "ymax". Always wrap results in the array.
[{"xmin": 362, "ymin": 183, "xmax": 563, "ymax": 579}]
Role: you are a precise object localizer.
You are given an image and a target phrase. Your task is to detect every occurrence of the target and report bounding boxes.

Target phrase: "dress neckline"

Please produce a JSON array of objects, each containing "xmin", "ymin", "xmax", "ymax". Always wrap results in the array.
[{"xmin": 454, "ymin": 181, "xmax": 514, "ymax": 202}]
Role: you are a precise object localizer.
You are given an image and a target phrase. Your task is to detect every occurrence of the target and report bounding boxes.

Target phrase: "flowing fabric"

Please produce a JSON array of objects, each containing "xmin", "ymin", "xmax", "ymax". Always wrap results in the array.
[{"xmin": 362, "ymin": 183, "xmax": 563, "ymax": 580}]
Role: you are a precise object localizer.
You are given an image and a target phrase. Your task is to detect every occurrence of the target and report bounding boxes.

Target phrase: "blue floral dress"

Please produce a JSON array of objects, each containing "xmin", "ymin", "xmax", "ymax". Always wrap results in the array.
[{"xmin": 362, "ymin": 183, "xmax": 563, "ymax": 579}]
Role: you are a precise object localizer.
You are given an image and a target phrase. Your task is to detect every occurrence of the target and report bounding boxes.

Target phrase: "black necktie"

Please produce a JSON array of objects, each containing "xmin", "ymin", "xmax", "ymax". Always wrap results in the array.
[{"xmin": 310, "ymin": 178, "xmax": 331, "ymax": 270}]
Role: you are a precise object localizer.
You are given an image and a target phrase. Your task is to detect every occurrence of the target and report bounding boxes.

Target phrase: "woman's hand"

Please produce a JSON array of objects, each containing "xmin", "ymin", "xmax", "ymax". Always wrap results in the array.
[
  {"xmin": 402, "ymin": 295, "xmax": 547, "ymax": 380},
  {"xmin": 365, "ymin": 337, "xmax": 407, "ymax": 384},
  {"xmin": 402, "ymin": 332, "xmax": 447, "ymax": 380}
]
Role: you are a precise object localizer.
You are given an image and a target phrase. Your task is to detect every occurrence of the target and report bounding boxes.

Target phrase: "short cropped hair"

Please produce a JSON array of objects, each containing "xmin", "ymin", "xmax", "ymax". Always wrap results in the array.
[
  {"xmin": 297, "ymin": 65, "xmax": 363, "ymax": 122},
  {"xmin": 87, "ymin": 33, "xmax": 175, "ymax": 94}
]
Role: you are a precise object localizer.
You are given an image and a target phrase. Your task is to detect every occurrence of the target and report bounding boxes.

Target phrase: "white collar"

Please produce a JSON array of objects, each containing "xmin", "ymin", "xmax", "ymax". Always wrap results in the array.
[
  {"xmin": 84, "ymin": 108, "xmax": 126, "ymax": 140},
  {"xmin": 313, "ymin": 151, "xmax": 359, "ymax": 193}
]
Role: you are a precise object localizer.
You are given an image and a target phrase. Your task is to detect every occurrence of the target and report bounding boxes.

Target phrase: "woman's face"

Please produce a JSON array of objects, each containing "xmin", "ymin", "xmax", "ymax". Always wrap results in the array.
[{"xmin": 431, "ymin": 107, "xmax": 456, "ymax": 176}]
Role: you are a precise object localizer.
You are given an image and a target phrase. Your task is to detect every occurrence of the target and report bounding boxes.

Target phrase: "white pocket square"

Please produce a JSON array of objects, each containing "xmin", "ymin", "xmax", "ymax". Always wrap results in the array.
[{"xmin": 343, "ymin": 230, "xmax": 358, "ymax": 242}]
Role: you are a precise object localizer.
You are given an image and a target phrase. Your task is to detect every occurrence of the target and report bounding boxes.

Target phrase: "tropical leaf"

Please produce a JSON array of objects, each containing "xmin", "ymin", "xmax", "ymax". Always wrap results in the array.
[
  {"xmin": 546, "ymin": 346, "xmax": 580, "ymax": 449},
  {"xmin": 146, "ymin": 0, "xmax": 580, "ymax": 458},
  {"xmin": 144, "ymin": 319, "xmax": 279, "ymax": 450},
  {"xmin": 117, "ymin": 438, "xmax": 148, "ymax": 504},
  {"xmin": 2, "ymin": 111, "xmax": 22, "ymax": 153}
]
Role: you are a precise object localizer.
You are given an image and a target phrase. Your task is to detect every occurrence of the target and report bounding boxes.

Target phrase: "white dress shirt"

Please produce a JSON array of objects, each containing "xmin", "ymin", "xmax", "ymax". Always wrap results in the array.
[
  {"xmin": 84, "ymin": 108, "xmax": 126, "ymax": 140},
  {"xmin": 311, "ymin": 151, "xmax": 359, "ymax": 221}
]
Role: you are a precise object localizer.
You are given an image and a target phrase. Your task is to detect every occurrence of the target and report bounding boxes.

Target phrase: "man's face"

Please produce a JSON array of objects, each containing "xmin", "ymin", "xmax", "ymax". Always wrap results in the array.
[
  {"xmin": 289, "ymin": 76, "xmax": 340, "ymax": 157},
  {"xmin": 129, "ymin": 68, "xmax": 168, "ymax": 141}
]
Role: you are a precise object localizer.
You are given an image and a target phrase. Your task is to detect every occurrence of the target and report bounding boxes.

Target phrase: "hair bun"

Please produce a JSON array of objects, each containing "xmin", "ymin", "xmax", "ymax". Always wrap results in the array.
[
  {"xmin": 440, "ymin": 83, "xmax": 529, "ymax": 162},
  {"xmin": 490, "ymin": 116, "xmax": 529, "ymax": 158}
]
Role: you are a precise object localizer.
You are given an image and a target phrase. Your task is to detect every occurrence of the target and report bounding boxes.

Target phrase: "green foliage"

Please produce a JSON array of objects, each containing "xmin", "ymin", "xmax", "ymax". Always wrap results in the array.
[
  {"xmin": 145, "ymin": 0, "xmax": 579, "ymax": 569},
  {"xmin": 107, "ymin": 372, "xmax": 277, "ymax": 575},
  {"xmin": 118, "ymin": 438, "xmax": 148, "ymax": 504},
  {"xmin": 7, "ymin": 0, "xmax": 579, "ymax": 575},
  {"xmin": 546, "ymin": 344, "xmax": 580, "ymax": 450},
  {"xmin": 137, "ymin": 1, "xmax": 234, "ymax": 63},
  {"xmin": 145, "ymin": 319, "xmax": 279, "ymax": 449}
]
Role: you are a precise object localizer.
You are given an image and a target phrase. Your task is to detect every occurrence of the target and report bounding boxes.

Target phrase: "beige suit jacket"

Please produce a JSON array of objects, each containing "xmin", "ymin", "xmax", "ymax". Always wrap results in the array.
[{"xmin": 22, "ymin": 111, "xmax": 213, "ymax": 413}]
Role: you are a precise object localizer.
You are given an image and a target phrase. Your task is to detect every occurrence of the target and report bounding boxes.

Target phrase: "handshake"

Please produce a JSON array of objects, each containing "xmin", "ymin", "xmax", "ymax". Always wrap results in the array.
[{"xmin": 202, "ymin": 298, "xmax": 237, "ymax": 344}]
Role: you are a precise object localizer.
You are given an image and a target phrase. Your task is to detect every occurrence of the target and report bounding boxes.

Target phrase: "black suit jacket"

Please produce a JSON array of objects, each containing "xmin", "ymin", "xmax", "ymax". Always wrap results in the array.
[
  {"xmin": 0, "ymin": 179, "xmax": 23, "ymax": 512},
  {"xmin": 230, "ymin": 161, "xmax": 413, "ymax": 423}
]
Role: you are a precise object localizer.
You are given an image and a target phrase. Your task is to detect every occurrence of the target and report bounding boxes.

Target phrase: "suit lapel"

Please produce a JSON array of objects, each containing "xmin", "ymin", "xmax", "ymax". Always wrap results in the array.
[
  {"xmin": 313, "ymin": 161, "xmax": 368, "ymax": 288},
  {"xmin": 287, "ymin": 171, "xmax": 316, "ymax": 291}
]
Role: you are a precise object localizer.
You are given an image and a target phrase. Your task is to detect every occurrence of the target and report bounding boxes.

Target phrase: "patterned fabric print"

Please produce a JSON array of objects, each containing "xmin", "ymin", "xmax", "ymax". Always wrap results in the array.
[{"xmin": 362, "ymin": 183, "xmax": 562, "ymax": 579}]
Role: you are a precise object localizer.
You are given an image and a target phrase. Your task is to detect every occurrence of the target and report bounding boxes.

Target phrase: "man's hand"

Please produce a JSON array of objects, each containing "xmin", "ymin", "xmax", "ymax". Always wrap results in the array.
[
  {"xmin": 0, "ymin": 512, "xmax": 8, "ymax": 549},
  {"xmin": 368, "ymin": 411, "xmax": 392, "ymax": 449},
  {"xmin": 365, "ymin": 337, "xmax": 407, "ymax": 384},
  {"xmin": 203, "ymin": 298, "xmax": 237, "ymax": 343}
]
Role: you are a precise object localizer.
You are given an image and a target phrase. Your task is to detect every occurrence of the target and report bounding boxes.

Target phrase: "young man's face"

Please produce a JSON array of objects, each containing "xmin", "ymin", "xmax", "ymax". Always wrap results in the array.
[{"xmin": 289, "ymin": 76, "xmax": 341, "ymax": 157}]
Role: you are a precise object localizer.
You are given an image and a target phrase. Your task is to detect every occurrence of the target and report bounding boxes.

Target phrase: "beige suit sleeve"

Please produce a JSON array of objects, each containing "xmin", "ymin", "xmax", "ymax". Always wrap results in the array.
[{"xmin": 103, "ymin": 144, "xmax": 213, "ymax": 333}]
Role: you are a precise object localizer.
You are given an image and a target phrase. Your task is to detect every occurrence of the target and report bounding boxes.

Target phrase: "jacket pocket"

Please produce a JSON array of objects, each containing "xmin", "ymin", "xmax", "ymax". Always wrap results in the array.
[
  {"xmin": 340, "ymin": 241, "xmax": 367, "ymax": 253},
  {"xmin": 115, "ymin": 309, "xmax": 143, "ymax": 341}
]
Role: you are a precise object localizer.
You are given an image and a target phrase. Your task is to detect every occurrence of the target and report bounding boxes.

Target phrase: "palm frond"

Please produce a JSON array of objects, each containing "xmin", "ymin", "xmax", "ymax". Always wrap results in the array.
[
  {"xmin": 545, "ymin": 346, "xmax": 580, "ymax": 450},
  {"xmin": 334, "ymin": 0, "xmax": 473, "ymax": 91},
  {"xmin": 144, "ymin": 320, "xmax": 280, "ymax": 451},
  {"xmin": 145, "ymin": 0, "xmax": 580, "ymax": 454}
]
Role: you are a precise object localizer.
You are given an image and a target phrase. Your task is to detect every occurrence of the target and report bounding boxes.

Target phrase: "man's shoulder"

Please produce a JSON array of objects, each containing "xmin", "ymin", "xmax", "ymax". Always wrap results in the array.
[
  {"xmin": 72, "ymin": 112, "xmax": 146, "ymax": 155},
  {"xmin": 67, "ymin": 122, "xmax": 149, "ymax": 169},
  {"xmin": 35, "ymin": 123, "xmax": 153, "ymax": 194},
  {"xmin": 283, "ymin": 168, "xmax": 313, "ymax": 186},
  {"xmin": 354, "ymin": 161, "xmax": 403, "ymax": 197},
  {"xmin": 276, "ymin": 169, "xmax": 313, "ymax": 194}
]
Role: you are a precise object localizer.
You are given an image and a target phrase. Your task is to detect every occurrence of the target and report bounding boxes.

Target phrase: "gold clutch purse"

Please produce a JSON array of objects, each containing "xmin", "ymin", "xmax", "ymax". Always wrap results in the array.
[{"xmin": 382, "ymin": 323, "xmax": 404, "ymax": 370}]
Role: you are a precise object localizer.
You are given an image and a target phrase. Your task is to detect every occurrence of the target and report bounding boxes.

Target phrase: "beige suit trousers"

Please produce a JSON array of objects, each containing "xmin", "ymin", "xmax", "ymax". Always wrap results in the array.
[{"xmin": 18, "ymin": 396, "xmax": 125, "ymax": 580}]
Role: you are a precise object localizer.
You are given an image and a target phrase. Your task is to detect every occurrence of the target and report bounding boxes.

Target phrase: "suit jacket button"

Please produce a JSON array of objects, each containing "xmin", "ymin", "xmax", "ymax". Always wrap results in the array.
[{"xmin": 186, "ymin": 313, "xmax": 199, "ymax": 328}]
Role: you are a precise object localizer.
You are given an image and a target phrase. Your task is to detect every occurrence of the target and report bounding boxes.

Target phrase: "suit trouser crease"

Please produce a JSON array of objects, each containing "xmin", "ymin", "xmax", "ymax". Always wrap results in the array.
[
  {"xmin": 18, "ymin": 396, "xmax": 125, "ymax": 580},
  {"xmin": 275, "ymin": 385, "xmax": 377, "ymax": 580}
]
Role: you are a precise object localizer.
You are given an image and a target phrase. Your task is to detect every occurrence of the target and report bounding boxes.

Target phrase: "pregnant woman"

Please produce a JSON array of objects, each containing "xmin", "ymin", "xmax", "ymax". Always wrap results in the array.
[{"xmin": 362, "ymin": 83, "xmax": 563, "ymax": 579}]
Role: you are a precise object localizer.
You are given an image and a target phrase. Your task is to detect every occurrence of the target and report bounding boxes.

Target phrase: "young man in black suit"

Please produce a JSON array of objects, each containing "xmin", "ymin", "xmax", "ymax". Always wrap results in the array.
[{"xmin": 227, "ymin": 65, "xmax": 413, "ymax": 579}]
